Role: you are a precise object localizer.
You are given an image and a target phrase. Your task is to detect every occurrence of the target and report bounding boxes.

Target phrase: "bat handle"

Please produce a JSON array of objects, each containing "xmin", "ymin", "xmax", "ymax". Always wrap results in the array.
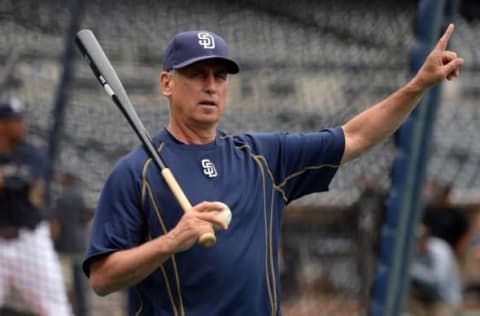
[
  {"xmin": 198, "ymin": 232, "xmax": 216, "ymax": 248},
  {"xmin": 161, "ymin": 168, "xmax": 217, "ymax": 248}
]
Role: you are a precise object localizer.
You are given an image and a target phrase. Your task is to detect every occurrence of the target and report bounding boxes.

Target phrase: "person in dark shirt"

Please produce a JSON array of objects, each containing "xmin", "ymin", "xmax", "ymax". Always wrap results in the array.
[
  {"xmin": 410, "ymin": 223, "xmax": 462, "ymax": 316},
  {"xmin": 0, "ymin": 97, "xmax": 73, "ymax": 316},
  {"xmin": 423, "ymin": 178, "xmax": 469, "ymax": 254},
  {"xmin": 52, "ymin": 170, "xmax": 92, "ymax": 316},
  {"xmin": 82, "ymin": 25, "xmax": 463, "ymax": 315}
]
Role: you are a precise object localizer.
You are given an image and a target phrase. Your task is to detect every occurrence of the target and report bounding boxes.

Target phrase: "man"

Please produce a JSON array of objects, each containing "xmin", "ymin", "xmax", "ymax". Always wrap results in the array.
[
  {"xmin": 423, "ymin": 178, "xmax": 469, "ymax": 255},
  {"xmin": 0, "ymin": 98, "xmax": 73, "ymax": 315},
  {"xmin": 409, "ymin": 224, "xmax": 462, "ymax": 316},
  {"xmin": 83, "ymin": 26, "xmax": 463, "ymax": 315},
  {"xmin": 52, "ymin": 171, "xmax": 91, "ymax": 316}
]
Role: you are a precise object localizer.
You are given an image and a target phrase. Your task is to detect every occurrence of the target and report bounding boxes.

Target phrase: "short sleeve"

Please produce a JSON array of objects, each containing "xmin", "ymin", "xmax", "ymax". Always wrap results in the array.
[
  {"xmin": 82, "ymin": 156, "xmax": 146, "ymax": 276},
  {"xmin": 244, "ymin": 127, "xmax": 345, "ymax": 202}
]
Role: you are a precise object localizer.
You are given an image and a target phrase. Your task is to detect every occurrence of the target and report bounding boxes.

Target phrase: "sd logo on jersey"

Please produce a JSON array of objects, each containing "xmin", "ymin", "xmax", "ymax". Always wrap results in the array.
[{"xmin": 201, "ymin": 159, "xmax": 217, "ymax": 178}]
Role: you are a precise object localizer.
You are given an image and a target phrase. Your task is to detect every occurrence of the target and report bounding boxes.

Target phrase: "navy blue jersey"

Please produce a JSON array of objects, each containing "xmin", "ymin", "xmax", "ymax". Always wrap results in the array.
[
  {"xmin": 0, "ymin": 142, "xmax": 46, "ymax": 229},
  {"xmin": 84, "ymin": 127, "xmax": 344, "ymax": 316}
]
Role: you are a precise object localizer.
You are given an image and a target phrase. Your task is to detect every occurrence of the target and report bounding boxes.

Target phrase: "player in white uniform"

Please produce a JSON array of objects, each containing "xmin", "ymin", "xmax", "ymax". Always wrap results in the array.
[{"xmin": 0, "ymin": 98, "xmax": 73, "ymax": 316}]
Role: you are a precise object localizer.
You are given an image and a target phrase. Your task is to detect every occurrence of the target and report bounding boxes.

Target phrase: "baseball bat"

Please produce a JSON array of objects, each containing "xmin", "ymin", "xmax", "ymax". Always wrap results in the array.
[{"xmin": 75, "ymin": 29, "xmax": 216, "ymax": 248}]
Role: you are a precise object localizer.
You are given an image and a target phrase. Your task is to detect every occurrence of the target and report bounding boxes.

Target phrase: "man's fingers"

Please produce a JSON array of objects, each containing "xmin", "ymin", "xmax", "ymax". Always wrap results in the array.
[
  {"xmin": 435, "ymin": 23, "xmax": 454, "ymax": 51},
  {"xmin": 444, "ymin": 57, "xmax": 464, "ymax": 80},
  {"xmin": 442, "ymin": 51, "xmax": 458, "ymax": 64},
  {"xmin": 198, "ymin": 212, "xmax": 228, "ymax": 230},
  {"xmin": 193, "ymin": 201, "xmax": 225, "ymax": 213},
  {"xmin": 191, "ymin": 201, "xmax": 229, "ymax": 229}
]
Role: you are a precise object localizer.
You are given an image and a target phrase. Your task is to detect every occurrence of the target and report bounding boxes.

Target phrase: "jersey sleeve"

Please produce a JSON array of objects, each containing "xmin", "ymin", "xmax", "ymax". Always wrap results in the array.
[
  {"xmin": 82, "ymin": 154, "xmax": 147, "ymax": 276},
  {"xmin": 245, "ymin": 127, "xmax": 345, "ymax": 203}
]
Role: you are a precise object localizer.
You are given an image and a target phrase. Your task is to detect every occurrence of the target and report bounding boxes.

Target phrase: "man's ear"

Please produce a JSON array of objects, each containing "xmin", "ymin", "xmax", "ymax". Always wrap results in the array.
[{"xmin": 159, "ymin": 71, "xmax": 173, "ymax": 97}]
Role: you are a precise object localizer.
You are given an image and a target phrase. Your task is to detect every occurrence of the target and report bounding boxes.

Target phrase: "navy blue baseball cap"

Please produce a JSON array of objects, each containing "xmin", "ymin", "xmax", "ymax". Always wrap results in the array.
[
  {"xmin": 0, "ymin": 98, "xmax": 25, "ymax": 120},
  {"xmin": 163, "ymin": 31, "xmax": 240, "ymax": 74}
]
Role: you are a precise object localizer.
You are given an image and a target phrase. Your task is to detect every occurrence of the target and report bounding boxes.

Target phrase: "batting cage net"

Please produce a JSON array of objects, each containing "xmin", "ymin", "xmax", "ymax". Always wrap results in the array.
[{"xmin": 1, "ymin": 0, "xmax": 479, "ymax": 315}]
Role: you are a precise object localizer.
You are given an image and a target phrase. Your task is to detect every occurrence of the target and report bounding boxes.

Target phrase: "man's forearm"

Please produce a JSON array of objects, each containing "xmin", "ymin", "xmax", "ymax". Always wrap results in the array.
[
  {"xmin": 340, "ymin": 24, "xmax": 463, "ymax": 164},
  {"xmin": 341, "ymin": 79, "xmax": 426, "ymax": 163},
  {"xmin": 89, "ymin": 234, "xmax": 174, "ymax": 296}
]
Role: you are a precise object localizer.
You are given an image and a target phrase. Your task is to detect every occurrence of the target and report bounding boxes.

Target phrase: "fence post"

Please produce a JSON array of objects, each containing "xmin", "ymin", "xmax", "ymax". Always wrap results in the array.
[{"xmin": 369, "ymin": 1, "xmax": 458, "ymax": 315}]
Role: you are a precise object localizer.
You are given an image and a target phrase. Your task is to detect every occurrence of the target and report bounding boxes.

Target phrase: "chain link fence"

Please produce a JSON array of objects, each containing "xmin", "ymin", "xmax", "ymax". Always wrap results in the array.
[{"xmin": 1, "ymin": 0, "xmax": 479, "ymax": 315}]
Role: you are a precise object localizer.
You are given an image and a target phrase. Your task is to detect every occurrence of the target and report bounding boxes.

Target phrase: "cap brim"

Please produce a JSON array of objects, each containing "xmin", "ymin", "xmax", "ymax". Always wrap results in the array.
[
  {"xmin": 0, "ymin": 112, "xmax": 24, "ymax": 120},
  {"xmin": 172, "ymin": 56, "xmax": 239, "ymax": 74}
]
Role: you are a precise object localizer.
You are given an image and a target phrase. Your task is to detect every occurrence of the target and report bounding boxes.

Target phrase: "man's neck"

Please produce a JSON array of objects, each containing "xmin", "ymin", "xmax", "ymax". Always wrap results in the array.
[{"xmin": 166, "ymin": 123, "xmax": 216, "ymax": 145}]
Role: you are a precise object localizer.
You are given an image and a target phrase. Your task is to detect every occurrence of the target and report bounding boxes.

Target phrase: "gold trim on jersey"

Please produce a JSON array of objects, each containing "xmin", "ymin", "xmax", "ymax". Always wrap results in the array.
[
  {"xmin": 275, "ymin": 163, "xmax": 339, "ymax": 202},
  {"xmin": 135, "ymin": 134, "xmax": 338, "ymax": 316},
  {"xmin": 141, "ymin": 145, "xmax": 186, "ymax": 316},
  {"xmin": 133, "ymin": 287, "xmax": 144, "ymax": 316},
  {"xmin": 233, "ymin": 137, "xmax": 340, "ymax": 315},
  {"xmin": 251, "ymin": 154, "xmax": 278, "ymax": 316},
  {"xmin": 235, "ymin": 140, "xmax": 281, "ymax": 316},
  {"xmin": 232, "ymin": 139, "xmax": 339, "ymax": 202}
]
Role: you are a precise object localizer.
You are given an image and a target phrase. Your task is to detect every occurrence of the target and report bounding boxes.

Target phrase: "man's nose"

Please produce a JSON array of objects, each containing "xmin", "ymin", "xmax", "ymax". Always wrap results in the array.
[{"xmin": 204, "ymin": 72, "xmax": 216, "ymax": 93}]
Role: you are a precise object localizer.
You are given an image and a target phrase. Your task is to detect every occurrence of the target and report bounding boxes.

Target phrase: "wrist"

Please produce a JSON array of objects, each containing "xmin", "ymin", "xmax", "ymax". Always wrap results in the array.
[
  {"xmin": 404, "ymin": 76, "xmax": 428, "ymax": 97},
  {"xmin": 151, "ymin": 234, "xmax": 176, "ymax": 266},
  {"xmin": 145, "ymin": 235, "xmax": 175, "ymax": 267}
]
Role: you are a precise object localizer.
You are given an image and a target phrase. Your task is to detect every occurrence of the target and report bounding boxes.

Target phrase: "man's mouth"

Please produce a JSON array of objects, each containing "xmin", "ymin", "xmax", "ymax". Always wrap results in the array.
[{"xmin": 198, "ymin": 100, "xmax": 217, "ymax": 106}]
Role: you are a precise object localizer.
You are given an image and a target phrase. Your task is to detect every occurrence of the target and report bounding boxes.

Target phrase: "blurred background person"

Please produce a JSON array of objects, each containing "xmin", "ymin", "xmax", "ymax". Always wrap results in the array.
[
  {"xmin": 51, "ymin": 170, "xmax": 92, "ymax": 316},
  {"xmin": 423, "ymin": 178, "xmax": 470, "ymax": 256},
  {"xmin": 409, "ymin": 223, "xmax": 463, "ymax": 316},
  {"xmin": 0, "ymin": 97, "xmax": 73, "ymax": 316}
]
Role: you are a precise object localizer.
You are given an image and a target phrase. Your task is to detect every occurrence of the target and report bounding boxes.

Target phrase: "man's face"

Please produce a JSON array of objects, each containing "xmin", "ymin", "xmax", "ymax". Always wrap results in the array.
[
  {"xmin": 162, "ymin": 60, "xmax": 229, "ymax": 128},
  {"xmin": 0, "ymin": 118, "xmax": 26, "ymax": 145}
]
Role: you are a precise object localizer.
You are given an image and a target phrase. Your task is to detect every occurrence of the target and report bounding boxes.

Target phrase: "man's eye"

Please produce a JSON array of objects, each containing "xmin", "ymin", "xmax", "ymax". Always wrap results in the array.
[
  {"xmin": 216, "ymin": 72, "xmax": 227, "ymax": 79},
  {"xmin": 190, "ymin": 71, "xmax": 203, "ymax": 77}
]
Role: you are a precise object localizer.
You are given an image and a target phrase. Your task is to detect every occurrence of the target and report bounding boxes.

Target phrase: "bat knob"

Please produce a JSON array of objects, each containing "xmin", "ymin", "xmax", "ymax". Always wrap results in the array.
[{"xmin": 199, "ymin": 232, "xmax": 216, "ymax": 248}]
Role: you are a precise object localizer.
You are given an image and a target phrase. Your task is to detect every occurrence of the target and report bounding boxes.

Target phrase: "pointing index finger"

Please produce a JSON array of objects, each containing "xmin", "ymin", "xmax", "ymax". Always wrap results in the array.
[{"xmin": 435, "ymin": 23, "xmax": 454, "ymax": 51}]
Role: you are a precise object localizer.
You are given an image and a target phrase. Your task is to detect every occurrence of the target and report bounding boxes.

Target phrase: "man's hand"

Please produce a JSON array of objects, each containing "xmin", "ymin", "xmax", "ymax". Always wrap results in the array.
[
  {"xmin": 88, "ymin": 201, "xmax": 231, "ymax": 296},
  {"xmin": 164, "ymin": 201, "xmax": 230, "ymax": 253},
  {"xmin": 412, "ymin": 24, "xmax": 464, "ymax": 90}
]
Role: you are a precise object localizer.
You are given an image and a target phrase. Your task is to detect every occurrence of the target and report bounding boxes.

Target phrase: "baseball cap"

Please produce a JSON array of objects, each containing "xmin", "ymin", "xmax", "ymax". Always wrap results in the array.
[
  {"xmin": 0, "ymin": 98, "xmax": 25, "ymax": 120},
  {"xmin": 163, "ymin": 30, "xmax": 240, "ymax": 74}
]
